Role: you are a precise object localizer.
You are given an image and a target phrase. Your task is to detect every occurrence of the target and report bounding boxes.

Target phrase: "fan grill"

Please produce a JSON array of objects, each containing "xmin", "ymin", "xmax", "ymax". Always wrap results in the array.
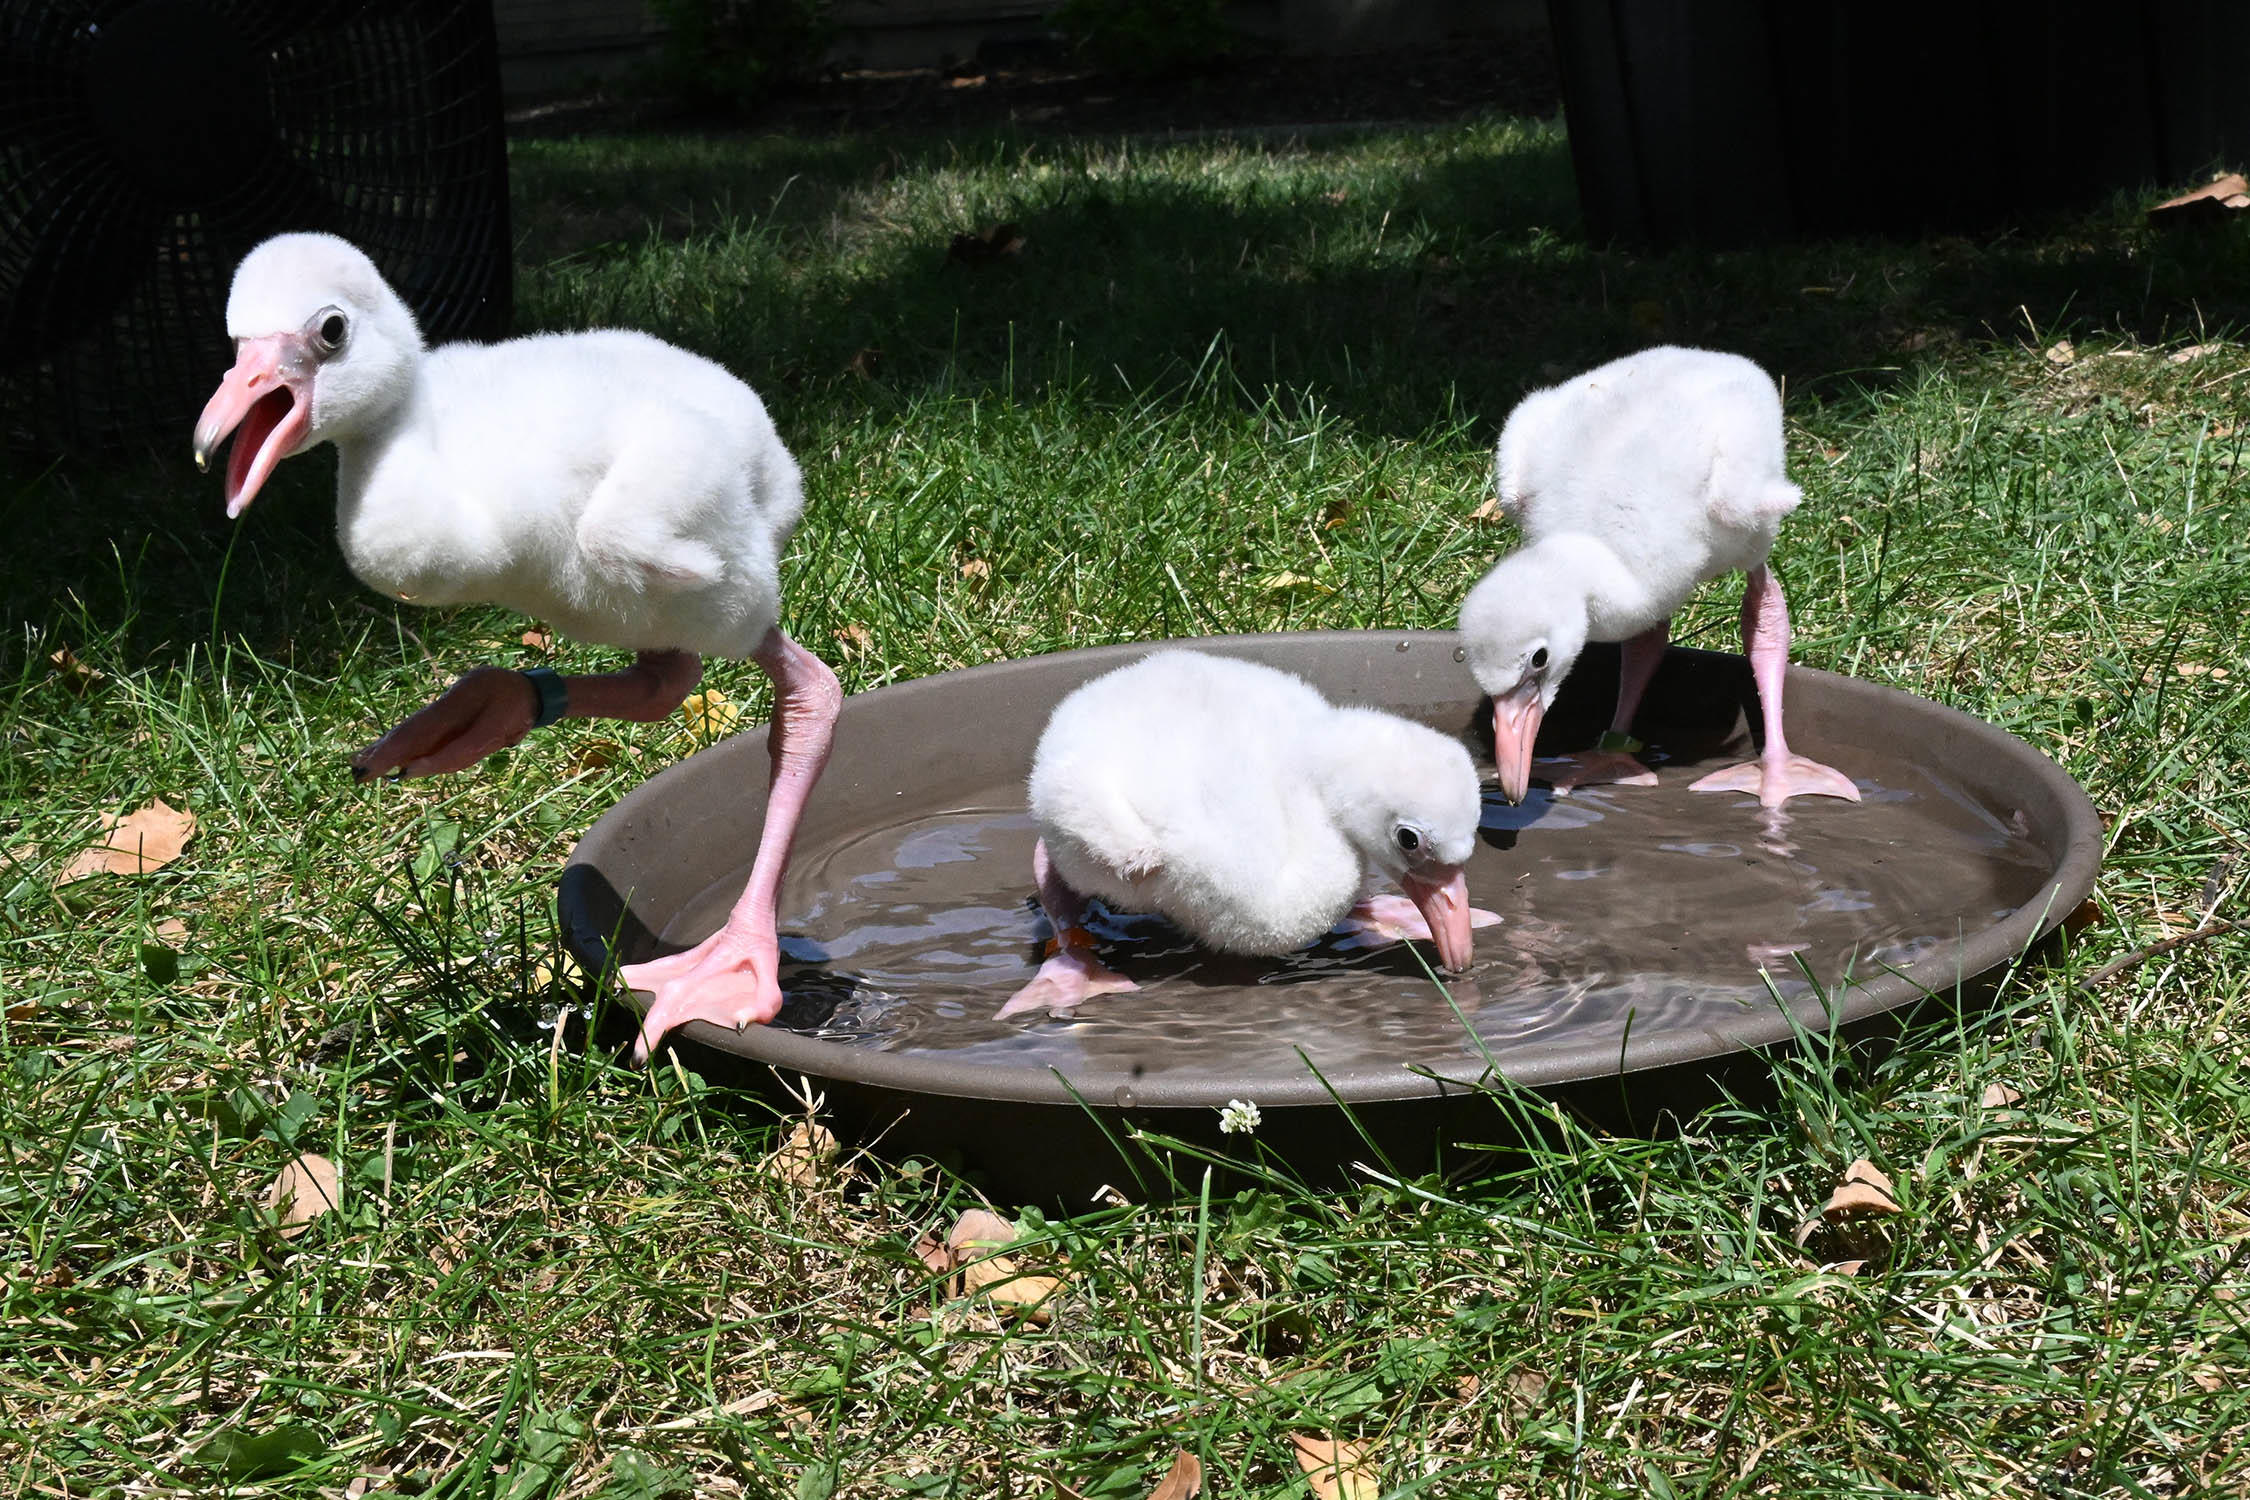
[{"xmin": 1, "ymin": 0, "xmax": 510, "ymax": 456}]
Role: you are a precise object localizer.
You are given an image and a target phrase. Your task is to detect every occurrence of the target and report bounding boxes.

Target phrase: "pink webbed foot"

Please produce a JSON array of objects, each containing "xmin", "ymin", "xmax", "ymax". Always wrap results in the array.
[
  {"xmin": 994, "ymin": 931, "xmax": 1139, "ymax": 1021},
  {"xmin": 1336, "ymin": 893, "xmax": 1504, "ymax": 949},
  {"xmin": 1547, "ymin": 748, "xmax": 1659, "ymax": 796},
  {"xmin": 619, "ymin": 926, "xmax": 785, "ymax": 1064},
  {"xmin": 1690, "ymin": 754, "xmax": 1861, "ymax": 807}
]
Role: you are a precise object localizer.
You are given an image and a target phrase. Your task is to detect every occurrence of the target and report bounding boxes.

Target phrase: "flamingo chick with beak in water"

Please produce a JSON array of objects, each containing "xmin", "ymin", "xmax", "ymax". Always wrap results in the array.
[
  {"xmin": 1459, "ymin": 346, "xmax": 1860, "ymax": 809},
  {"xmin": 193, "ymin": 232, "xmax": 841, "ymax": 1063},
  {"xmin": 996, "ymin": 650, "xmax": 1501, "ymax": 1020}
]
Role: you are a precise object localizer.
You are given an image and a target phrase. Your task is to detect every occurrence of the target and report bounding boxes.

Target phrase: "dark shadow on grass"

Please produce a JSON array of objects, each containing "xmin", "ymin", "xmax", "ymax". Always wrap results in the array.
[{"xmin": 10, "ymin": 113, "xmax": 2250, "ymax": 684}]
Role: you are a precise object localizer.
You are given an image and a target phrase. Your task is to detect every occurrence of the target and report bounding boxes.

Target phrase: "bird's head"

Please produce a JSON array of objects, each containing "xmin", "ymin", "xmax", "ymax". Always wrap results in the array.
[
  {"xmin": 193, "ymin": 232, "xmax": 425, "ymax": 517},
  {"xmin": 1459, "ymin": 544, "xmax": 1591, "ymax": 804},
  {"xmin": 1316, "ymin": 708, "xmax": 1486, "ymax": 972}
]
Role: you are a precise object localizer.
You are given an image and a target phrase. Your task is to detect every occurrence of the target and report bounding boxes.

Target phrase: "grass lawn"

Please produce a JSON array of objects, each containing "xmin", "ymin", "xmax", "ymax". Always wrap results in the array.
[{"xmin": 6, "ymin": 114, "xmax": 2250, "ymax": 1498}]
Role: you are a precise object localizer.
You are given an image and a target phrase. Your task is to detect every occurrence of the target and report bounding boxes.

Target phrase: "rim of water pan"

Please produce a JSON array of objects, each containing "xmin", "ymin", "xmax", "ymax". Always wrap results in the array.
[{"xmin": 561, "ymin": 631, "xmax": 2103, "ymax": 1110}]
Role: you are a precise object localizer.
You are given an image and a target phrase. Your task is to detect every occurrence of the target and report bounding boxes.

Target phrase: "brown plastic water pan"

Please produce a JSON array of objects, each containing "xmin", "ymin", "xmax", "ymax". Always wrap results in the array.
[{"xmin": 559, "ymin": 631, "xmax": 2101, "ymax": 1205}]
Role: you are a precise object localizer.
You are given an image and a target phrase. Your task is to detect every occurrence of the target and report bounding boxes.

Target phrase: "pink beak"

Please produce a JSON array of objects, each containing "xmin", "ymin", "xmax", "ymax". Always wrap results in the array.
[
  {"xmin": 1490, "ymin": 679, "xmax": 1545, "ymax": 805},
  {"xmin": 1400, "ymin": 865, "xmax": 1477, "ymax": 972},
  {"xmin": 193, "ymin": 332, "xmax": 316, "ymax": 518}
]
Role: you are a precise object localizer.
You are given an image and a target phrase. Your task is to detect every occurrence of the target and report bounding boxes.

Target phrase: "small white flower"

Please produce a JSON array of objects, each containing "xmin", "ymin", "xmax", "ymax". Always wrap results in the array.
[{"xmin": 1219, "ymin": 1098, "xmax": 1262, "ymax": 1135}]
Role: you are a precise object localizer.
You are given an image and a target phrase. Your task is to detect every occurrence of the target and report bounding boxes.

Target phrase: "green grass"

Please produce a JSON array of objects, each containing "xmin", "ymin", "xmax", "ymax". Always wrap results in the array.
[{"xmin": 6, "ymin": 116, "xmax": 2250, "ymax": 1497}]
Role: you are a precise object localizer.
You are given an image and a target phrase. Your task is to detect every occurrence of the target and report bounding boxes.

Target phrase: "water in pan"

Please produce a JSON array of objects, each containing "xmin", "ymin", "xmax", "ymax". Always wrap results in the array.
[{"xmin": 658, "ymin": 751, "xmax": 2058, "ymax": 1083}]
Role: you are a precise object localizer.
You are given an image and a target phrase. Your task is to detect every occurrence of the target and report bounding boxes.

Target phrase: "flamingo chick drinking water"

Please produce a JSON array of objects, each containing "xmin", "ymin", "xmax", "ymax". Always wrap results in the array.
[
  {"xmin": 1459, "ymin": 345, "xmax": 1859, "ymax": 809},
  {"xmin": 996, "ymin": 651, "xmax": 1502, "ymax": 1020},
  {"xmin": 193, "ymin": 232, "xmax": 840, "ymax": 1062}
]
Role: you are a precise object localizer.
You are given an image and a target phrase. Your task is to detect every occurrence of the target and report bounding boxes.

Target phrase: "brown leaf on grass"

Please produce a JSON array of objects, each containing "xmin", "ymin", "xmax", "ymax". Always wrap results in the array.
[
  {"xmin": 948, "ymin": 222, "xmax": 1026, "ymax": 266},
  {"xmin": 764, "ymin": 1121, "xmax": 838, "ymax": 1188},
  {"xmin": 57, "ymin": 799, "xmax": 196, "ymax": 884},
  {"xmin": 836, "ymin": 622, "xmax": 875, "ymax": 658},
  {"xmin": 262, "ymin": 1153, "xmax": 343, "ymax": 1238},
  {"xmin": 5, "ymin": 996, "xmax": 38, "ymax": 1023},
  {"xmin": 1146, "ymin": 1449, "xmax": 1203, "ymax": 1500},
  {"xmin": 520, "ymin": 627, "xmax": 552, "ymax": 651},
  {"xmin": 926, "ymin": 1209, "xmax": 1064, "ymax": 1323},
  {"xmin": 2064, "ymin": 896, "xmax": 2102, "ymax": 933},
  {"xmin": 154, "ymin": 917, "xmax": 188, "ymax": 945},
  {"xmin": 1469, "ymin": 495, "xmax": 1506, "ymax": 522},
  {"xmin": 2150, "ymin": 172, "xmax": 2250, "ymax": 226},
  {"xmin": 961, "ymin": 558, "xmax": 992, "ymax": 582},
  {"xmin": 1822, "ymin": 1158, "xmax": 1901, "ymax": 1222},
  {"xmin": 1829, "ymin": 1258, "xmax": 1869, "ymax": 1276},
  {"xmin": 2045, "ymin": 339, "xmax": 2077, "ymax": 366},
  {"xmin": 962, "ymin": 1257, "xmax": 1065, "ymax": 1322},
  {"xmin": 1979, "ymin": 1082, "xmax": 2023, "ymax": 1110},
  {"xmin": 1289, "ymin": 1434, "xmax": 1377, "ymax": 1500},
  {"xmin": 49, "ymin": 648, "xmax": 105, "ymax": 691}
]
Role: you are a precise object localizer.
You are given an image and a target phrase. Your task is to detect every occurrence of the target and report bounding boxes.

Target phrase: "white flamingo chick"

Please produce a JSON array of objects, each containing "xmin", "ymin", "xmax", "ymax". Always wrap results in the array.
[
  {"xmin": 191, "ymin": 232, "xmax": 842, "ymax": 1063},
  {"xmin": 1459, "ymin": 345, "xmax": 1859, "ymax": 809},
  {"xmin": 995, "ymin": 650, "xmax": 1502, "ymax": 1020}
]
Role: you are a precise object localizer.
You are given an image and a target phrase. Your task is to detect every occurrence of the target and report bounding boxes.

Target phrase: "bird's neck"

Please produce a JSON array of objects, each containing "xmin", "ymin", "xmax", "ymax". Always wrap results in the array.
[
  {"xmin": 332, "ymin": 372, "xmax": 514, "ymax": 605},
  {"xmin": 1533, "ymin": 534, "xmax": 1664, "ymax": 639}
]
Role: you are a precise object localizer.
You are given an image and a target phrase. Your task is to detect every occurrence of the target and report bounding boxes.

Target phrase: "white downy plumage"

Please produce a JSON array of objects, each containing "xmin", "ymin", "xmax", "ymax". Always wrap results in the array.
[
  {"xmin": 1459, "ymin": 345, "xmax": 1859, "ymax": 808},
  {"xmin": 199, "ymin": 232, "xmax": 801, "ymax": 657},
  {"xmin": 195, "ymin": 232, "xmax": 842, "ymax": 1063},
  {"xmin": 998, "ymin": 650, "xmax": 1498, "ymax": 1019}
]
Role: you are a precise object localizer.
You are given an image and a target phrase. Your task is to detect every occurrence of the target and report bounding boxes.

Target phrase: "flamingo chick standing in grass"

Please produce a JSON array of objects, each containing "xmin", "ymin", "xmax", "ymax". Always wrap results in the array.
[
  {"xmin": 1460, "ymin": 345, "xmax": 1860, "ymax": 809},
  {"xmin": 996, "ymin": 651, "xmax": 1502, "ymax": 1020},
  {"xmin": 193, "ymin": 232, "xmax": 841, "ymax": 1062}
]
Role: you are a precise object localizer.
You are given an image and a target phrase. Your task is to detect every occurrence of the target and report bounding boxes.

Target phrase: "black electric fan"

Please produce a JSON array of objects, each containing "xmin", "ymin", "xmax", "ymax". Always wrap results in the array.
[{"xmin": 0, "ymin": 0, "xmax": 511, "ymax": 455}]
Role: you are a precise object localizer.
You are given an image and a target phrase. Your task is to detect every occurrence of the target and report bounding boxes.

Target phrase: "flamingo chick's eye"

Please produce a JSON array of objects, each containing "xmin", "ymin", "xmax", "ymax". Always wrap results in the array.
[
  {"xmin": 1395, "ymin": 826, "xmax": 1422, "ymax": 853},
  {"xmin": 1530, "ymin": 646, "xmax": 1549, "ymax": 672},
  {"xmin": 314, "ymin": 310, "xmax": 348, "ymax": 353}
]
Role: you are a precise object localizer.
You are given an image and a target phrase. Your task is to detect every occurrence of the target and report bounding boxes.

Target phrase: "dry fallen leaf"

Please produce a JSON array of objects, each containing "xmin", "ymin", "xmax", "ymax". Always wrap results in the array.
[
  {"xmin": 531, "ymin": 950, "xmax": 583, "ymax": 990},
  {"xmin": 1146, "ymin": 1449, "xmax": 1203, "ymax": 1500},
  {"xmin": 1469, "ymin": 495, "xmax": 1506, "ymax": 522},
  {"xmin": 5, "ymin": 996, "xmax": 38, "ymax": 1023},
  {"xmin": 1823, "ymin": 1158, "xmax": 1901, "ymax": 1222},
  {"xmin": 836, "ymin": 622, "xmax": 875, "ymax": 657},
  {"xmin": 765, "ymin": 1120, "xmax": 838, "ymax": 1188},
  {"xmin": 154, "ymin": 917, "xmax": 189, "ymax": 945},
  {"xmin": 961, "ymin": 558, "xmax": 992, "ymax": 582},
  {"xmin": 680, "ymin": 688, "xmax": 740, "ymax": 740},
  {"xmin": 1289, "ymin": 1434, "xmax": 1377, "ymax": 1500},
  {"xmin": 932, "ymin": 1209, "xmax": 1064, "ymax": 1323},
  {"xmin": 2045, "ymin": 339, "xmax": 2077, "ymax": 366},
  {"xmin": 263, "ymin": 1153, "xmax": 343, "ymax": 1238},
  {"xmin": 49, "ymin": 648, "xmax": 105, "ymax": 692},
  {"xmin": 1979, "ymin": 1082, "xmax": 2023, "ymax": 1110},
  {"xmin": 57, "ymin": 799, "xmax": 196, "ymax": 884},
  {"xmin": 1829, "ymin": 1258, "xmax": 1869, "ymax": 1276},
  {"xmin": 520, "ymin": 627, "xmax": 552, "ymax": 651}
]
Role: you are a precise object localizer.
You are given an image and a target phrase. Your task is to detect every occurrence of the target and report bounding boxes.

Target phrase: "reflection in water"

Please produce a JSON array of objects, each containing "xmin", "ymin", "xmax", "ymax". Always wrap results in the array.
[{"xmin": 657, "ymin": 753, "xmax": 2058, "ymax": 1085}]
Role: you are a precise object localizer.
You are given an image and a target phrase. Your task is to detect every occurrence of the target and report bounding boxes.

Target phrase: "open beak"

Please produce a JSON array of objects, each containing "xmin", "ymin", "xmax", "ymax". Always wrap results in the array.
[
  {"xmin": 1400, "ymin": 865, "xmax": 1477, "ymax": 972},
  {"xmin": 193, "ymin": 332, "xmax": 315, "ymax": 518},
  {"xmin": 1490, "ymin": 679, "xmax": 1545, "ymax": 804}
]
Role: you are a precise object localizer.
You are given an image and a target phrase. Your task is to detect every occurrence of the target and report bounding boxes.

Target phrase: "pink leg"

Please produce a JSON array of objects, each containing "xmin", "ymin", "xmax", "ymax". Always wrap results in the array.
[
  {"xmin": 1551, "ymin": 622, "xmax": 1668, "ymax": 794},
  {"xmin": 351, "ymin": 649, "xmax": 700, "ymax": 781},
  {"xmin": 1690, "ymin": 565, "xmax": 1860, "ymax": 807},
  {"xmin": 993, "ymin": 840, "xmax": 1139, "ymax": 1021},
  {"xmin": 619, "ymin": 629, "xmax": 842, "ymax": 1062}
]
